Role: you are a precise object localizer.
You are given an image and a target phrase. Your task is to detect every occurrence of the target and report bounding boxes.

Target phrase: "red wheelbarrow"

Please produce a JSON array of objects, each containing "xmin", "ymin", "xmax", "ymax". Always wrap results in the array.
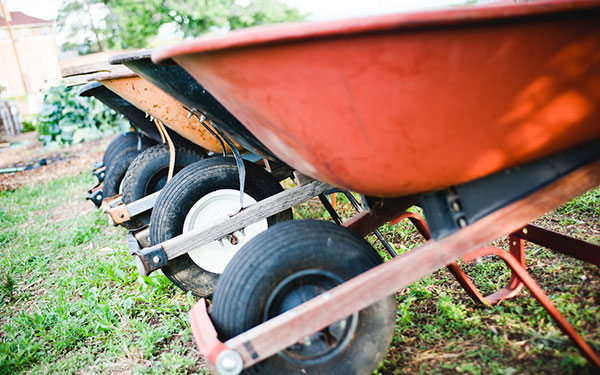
[{"xmin": 152, "ymin": 1, "xmax": 600, "ymax": 373}]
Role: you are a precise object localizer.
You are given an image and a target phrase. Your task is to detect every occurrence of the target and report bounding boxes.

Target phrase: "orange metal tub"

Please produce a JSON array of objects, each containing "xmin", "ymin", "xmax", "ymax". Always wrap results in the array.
[
  {"xmin": 154, "ymin": 0, "xmax": 600, "ymax": 196},
  {"xmin": 88, "ymin": 69, "xmax": 241, "ymax": 154}
]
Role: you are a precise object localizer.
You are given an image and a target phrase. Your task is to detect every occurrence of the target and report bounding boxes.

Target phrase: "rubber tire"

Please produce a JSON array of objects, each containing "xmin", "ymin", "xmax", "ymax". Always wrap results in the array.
[
  {"xmin": 103, "ymin": 149, "xmax": 143, "ymax": 199},
  {"xmin": 103, "ymin": 132, "xmax": 137, "ymax": 166},
  {"xmin": 120, "ymin": 143, "xmax": 206, "ymax": 229},
  {"xmin": 149, "ymin": 156, "xmax": 292, "ymax": 297},
  {"xmin": 211, "ymin": 220, "xmax": 396, "ymax": 375},
  {"xmin": 103, "ymin": 132, "xmax": 154, "ymax": 168}
]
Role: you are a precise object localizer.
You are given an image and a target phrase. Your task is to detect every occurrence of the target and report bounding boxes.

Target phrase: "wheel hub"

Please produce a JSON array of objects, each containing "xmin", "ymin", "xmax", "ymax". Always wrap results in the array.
[
  {"xmin": 264, "ymin": 269, "xmax": 357, "ymax": 364},
  {"xmin": 183, "ymin": 189, "xmax": 268, "ymax": 274}
]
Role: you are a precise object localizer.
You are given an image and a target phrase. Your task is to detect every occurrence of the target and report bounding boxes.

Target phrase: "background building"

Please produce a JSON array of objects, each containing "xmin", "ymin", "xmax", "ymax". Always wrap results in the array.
[{"xmin": 0, "ymin": 9, "xmax": 62, "ymax": 118}]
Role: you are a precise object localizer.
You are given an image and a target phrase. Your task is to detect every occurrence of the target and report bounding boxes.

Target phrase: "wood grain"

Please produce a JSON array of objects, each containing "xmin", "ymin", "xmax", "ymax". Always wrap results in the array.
[{"xmin": 162, "ymin": 180, "xmax": 331, "ymax": 260}]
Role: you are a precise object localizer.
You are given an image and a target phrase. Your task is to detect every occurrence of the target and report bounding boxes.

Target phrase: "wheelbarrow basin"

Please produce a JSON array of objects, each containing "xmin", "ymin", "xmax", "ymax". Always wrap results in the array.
[
  {"xmin": 91, "ymin": 71, "xmax": 241, "ymax": 153},
  {"xmin": 110, "ymin": 51, "xmax": 277, "ymax": 160},
  {"xmin": 79, "ymin": 81, "xmax": 174, "ymax": 144},
  {"xmin": 154, "ymin": 0, "xmax": 600, "ymax": 196}
]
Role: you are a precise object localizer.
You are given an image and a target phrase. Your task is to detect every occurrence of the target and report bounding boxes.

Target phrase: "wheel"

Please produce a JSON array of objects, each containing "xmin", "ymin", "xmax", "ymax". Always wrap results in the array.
[
  {"xmin": 103, "ymin": 132, "xmax": 155, "ymax": 168},
  {"xmin": 103, "ymin": 132, "xmax": 137, "ymax": 167},
  {"xmin": 211, "ymin": 220, "xmax": 396, "ymax": 375},
  {"xmin": 103, "ymin": 149, "xmax": 143, "ymax": 199},
  {"xmin": 120, "ymin": 143, "xmax": 206, "ymax": 229},
  {"xmin": 149, "ymin": 156, "xmax": 292, "ymax": 297}
]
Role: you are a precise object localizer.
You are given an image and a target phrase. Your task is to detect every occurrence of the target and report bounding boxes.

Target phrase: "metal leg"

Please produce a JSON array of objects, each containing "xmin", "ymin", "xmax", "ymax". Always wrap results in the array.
[
  {"xmin": 318, "ymin": 193, "xmax": 342, "ymax": 225},
  {"xmin": 463, "ymin": 246, "xmax": 600, "ymax": 367},
  {"xmin": 515, "ymin": 224, "xmax": 600, "ymax": 267}
]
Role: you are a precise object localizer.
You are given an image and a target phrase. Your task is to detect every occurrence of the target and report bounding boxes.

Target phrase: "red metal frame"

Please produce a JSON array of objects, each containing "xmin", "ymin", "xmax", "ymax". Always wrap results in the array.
[
  {"xmin": 189, "ymin": 300, "xmax": 228, "ymax": 368},
  {"xmin": 391, "ymin": 211, "xmax": 526, "ymax": 305},
  {"xmin": 463, "ymin": 246, "xmax": 600, "ymax": 367}
]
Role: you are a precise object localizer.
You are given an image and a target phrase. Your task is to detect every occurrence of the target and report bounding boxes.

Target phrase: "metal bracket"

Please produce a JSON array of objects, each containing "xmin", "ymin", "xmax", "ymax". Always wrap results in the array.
[
  {"xmin": 132, "ymin": 244, "xmax": 169, "ymax": 276},
  {"xmin": 421, "ymin": 139, "xmax": 600, "ymax": 240},
  {"xmin": 86, "ymin": 185, "xmax": 104, "ymax": 208},
  {"xmin": 264, "ymin": 159, "xmax": 294, "ymax": 181},
  {"xmin": 102, "ymin": 191, "xmax": 160, "ymax": 226},
  {"xmin": 105, "ymin": 204, "xmax": 131, "ymax": 226},
  {"xmin": 92, "ymin": 166, "xmax": 106, "ymax": 184}
]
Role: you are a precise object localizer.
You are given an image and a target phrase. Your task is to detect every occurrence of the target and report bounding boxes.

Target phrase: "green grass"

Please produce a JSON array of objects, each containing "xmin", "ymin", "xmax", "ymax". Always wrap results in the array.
[
  {"xmin": 1, "ymin": 170, "xmax": 598, "ymax": 374},
  {"xmin": 0, "ymin": 173, "xmax": 205, "ymax": 374}
]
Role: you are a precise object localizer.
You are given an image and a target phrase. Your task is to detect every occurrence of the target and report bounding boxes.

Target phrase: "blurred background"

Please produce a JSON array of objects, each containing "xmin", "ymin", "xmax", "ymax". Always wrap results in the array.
[{"xmin": 0, "ymin": 0, "xmax": 479, "ymax": 143}]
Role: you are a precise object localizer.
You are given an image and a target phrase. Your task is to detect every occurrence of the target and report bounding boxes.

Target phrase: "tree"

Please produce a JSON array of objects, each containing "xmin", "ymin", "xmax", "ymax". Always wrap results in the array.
[{"xmin": 57, "ymin": 0, "xmax": 306, "ymax": 53}]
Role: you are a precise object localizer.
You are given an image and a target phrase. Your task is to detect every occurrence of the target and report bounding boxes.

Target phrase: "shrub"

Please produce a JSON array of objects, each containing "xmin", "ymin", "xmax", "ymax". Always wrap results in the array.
[
  {"xmin": 37, "ymin": 83, "xmax": 124, "ymax": 146},
  {"xmin": 21, "ymin": 121, "xmax": 36, "ymax": 133}
]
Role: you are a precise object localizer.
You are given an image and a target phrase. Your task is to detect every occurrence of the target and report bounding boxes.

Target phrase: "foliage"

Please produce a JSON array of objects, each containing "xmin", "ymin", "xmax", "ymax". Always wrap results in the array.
[
  {"xmin": 37, "ymin": 83, "xmax": 122, "ymax": 147},
  {"xmin": 21, "ymin": 121, "xmax": 36, "ymax": 133},
  {"xmin": 57, "ymin": 0, "xmax": 306, "ymax": 52}
]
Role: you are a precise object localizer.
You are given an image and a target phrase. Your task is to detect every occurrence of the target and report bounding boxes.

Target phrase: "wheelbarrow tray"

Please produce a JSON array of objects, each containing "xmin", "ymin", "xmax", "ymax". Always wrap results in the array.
[
  {"xmin": 154, "ymin": 0, "xmax": 600, "ymax": 196},
  {"xmin": 79, "ymin": 81, "xmax": 184, "ymax": 145},
  {"xmin": 110, "ymin": 51, "xmax": 278, "ymax": 160},
  {"xmin": 87, "ymin": 70, "xmax": 240, "ymax": 153}
]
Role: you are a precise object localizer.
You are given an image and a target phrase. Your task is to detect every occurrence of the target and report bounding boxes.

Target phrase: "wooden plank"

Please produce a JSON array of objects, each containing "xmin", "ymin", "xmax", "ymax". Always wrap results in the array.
[
  {"xmin": 63, "ymin": 65, "xmax": 136, "ymax": 87},
  {"xmin": 61, "ymin": 62, "xmax": 114, "ymax": 77},
  {"xmin": 134, "ymin": 227, "xmax": 151, "ymax": 249},
  {"xmin": 162, "ymin": 180, "xmax": 331, "ymax": 260},
  {"xmin": 64, "ymin": 75, "xmax": 92, "ymax": 87},
  {"xmin": 224, "ymin": 159, "xmax": 600, "ymax": 368}
]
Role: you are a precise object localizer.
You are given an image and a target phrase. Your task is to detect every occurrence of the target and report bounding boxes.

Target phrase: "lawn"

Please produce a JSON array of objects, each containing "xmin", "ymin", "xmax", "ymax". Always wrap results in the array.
[{"xmin": 0, "ymin": 167, "xmax": 598, "ymax": 374}]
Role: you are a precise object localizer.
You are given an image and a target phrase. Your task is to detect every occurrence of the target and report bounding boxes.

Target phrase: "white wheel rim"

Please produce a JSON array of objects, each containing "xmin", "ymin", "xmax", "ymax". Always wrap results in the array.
[{"xmin": 183, "ymin": 189, "xmax": 268, "ymax": 274}]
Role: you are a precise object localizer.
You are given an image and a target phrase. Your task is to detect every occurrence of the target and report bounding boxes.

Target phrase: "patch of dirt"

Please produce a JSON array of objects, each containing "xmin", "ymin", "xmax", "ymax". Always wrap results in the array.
[
  {"xmin": 49, "ymin": 198, "xmax": 96, "ymax": 223},
  {"xmin": 0, "ymin": 132, "xmax": 112, "ymax": 192}
]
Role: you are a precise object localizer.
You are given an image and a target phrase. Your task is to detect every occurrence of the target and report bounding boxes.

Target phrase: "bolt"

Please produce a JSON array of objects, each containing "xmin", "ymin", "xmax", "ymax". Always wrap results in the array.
[
  {"xmin": 239, "ymin": 228, "xmax": 246, "ymax": 237},
  {"xmin": 458, "ymin": 217, "xmax": 467, "ymax": 227},
  {"xmin": 216, "ymin": 350, "xmax": 243, "ymax": 375},
  {"xmin": 153, "ymin": 256, "xmax": 161, "ymax": 264},
  {"xmin": 218, "ymin": 238, "xmax": 225, "ymax": 247},
  {"xmin": 119, "ymin": 213, "xmax": 125, "ymax": 218},
  {"xmin": 522, "ymin": 227, "xmax": 528, "ymax": 234},
  {"xmin": 512, "ymin": 241, "xmax": 517, "ymax": 246},
  {"xmin": 228, "ymin": 234, "xmax": 239, "ymax": 245},
  {"xmin": 220, "ymin": 358, "xmax": 237, "ymax": 371},
  {"xmin": 452, "ymin": 201, "xmax": 461, "ymax": 212}
]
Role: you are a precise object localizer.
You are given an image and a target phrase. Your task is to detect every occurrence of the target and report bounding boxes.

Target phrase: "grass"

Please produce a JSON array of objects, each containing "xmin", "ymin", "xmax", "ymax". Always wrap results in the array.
[
  {"xmin": 0, "ymin": 170, "xmax": 598, "ymax": 374},
  {"xmin": 0, "ymin": 173, "xmax": 204, "ymax": 374}
]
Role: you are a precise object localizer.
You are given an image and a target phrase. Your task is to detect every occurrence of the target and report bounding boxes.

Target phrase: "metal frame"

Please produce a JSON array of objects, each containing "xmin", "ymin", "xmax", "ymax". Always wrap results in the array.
[
  {"xmin": 101, "ymin": 191, "xmax": 160, "ymax": 226},
  {"xmin": 188, "ymin": 159, "xmax": 600, "ymax": 373},
  {"xmin": 86, "ymin": 185, "xmax": 104, "ymax": 208}
]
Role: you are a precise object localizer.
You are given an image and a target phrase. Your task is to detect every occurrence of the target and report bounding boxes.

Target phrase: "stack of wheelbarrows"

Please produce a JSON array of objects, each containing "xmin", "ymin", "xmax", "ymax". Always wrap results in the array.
[{"xmin": 64, "ymin": 1, "xmax": 600, "ymax": 373}]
